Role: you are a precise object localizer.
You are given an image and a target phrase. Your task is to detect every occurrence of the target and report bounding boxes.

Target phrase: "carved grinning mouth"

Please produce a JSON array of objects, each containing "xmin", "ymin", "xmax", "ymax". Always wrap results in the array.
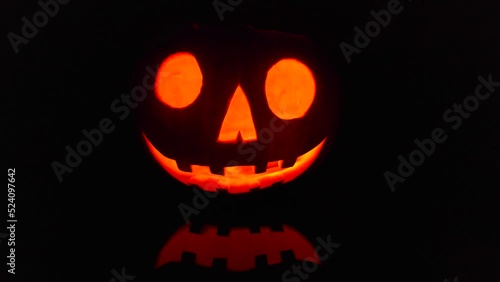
[
  {"xmin": 143, "ymin": 133, "xmax": 326, "ymax": 194},
  {"xmin": 155, "ymin": 224, "xmax": 320, "ymax": 272}
]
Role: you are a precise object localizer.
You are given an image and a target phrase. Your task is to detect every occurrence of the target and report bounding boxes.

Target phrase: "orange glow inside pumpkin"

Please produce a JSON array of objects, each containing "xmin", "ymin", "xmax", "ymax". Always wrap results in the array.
[
  {"xmin": 155, "ymin": 52, "xmax": 203, "ymax": 108},
  {"xmin": 146, "ymin": 55, "xmax": 325, "ymax": 193},
  {"xmin": 265, "ymin": 59, "xmax": 316, "ymax": 120},
  {"xmin": 217, "ymin": 85, "xmax": 258, "ymax": 143},
  {"xmin": 144, "ymin": 134, "xmax": 326, "ymax": 194}
]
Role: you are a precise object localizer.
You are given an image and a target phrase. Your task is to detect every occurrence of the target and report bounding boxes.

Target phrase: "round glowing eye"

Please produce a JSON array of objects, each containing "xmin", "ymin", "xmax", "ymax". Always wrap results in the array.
[
  {"xmin": 265, "ymin": 58, "xmax": 316, "ymax": 120},
  {"xmin": 155, "ymin": 52, "xmax": 203, "ymax": 108}
]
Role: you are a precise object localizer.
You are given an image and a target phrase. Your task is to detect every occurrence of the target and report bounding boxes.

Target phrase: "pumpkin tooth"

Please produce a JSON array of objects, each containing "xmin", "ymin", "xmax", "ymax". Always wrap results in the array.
[
  {"xmin": 255, "ymin": 160, "xmax": 268, "ymax": 174},
  {"xmin": 212, "ymin": 258, "xmax": 227, "ymax": 270},
  {"xmin": 270, "ymin": 224, "xmax": 284, "ymax": 232},
  {"xmin": 216, "ymin": 226, "xmax": 230, "ymax": 236},
  {"xmin": 176, "ymin": 161, "xmax": 192, "ymax": 172},
  {"xmin": 280, "ymin": 249, "xmax": 296, "ymax": 264},
  {"xmin": 249, "ymin": 225, "xmax": 261, "ymax": 233},
  {"xmin": 188, "ymin": 223, "xmax": 205, "ymax": 234},
  {"xmin": 255, "ymin": 254, "xmax": 269, "ymax": 268},
  {"xmin": 281, "ymin": 158, "xmax": 297, "ymax": 168},
  {"xmin": 181, "ymin": 252, "xmax": 196, "ymax": 265},
  {"xmin": 210, "ymin": 165, "xmax": 225, "ymax": 175}
]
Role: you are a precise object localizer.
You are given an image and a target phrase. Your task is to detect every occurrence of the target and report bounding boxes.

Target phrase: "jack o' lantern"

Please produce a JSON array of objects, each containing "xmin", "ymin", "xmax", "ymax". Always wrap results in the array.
[{"xmin": 138, "ymin": 25, "xmax": 340, "ymax": 194}]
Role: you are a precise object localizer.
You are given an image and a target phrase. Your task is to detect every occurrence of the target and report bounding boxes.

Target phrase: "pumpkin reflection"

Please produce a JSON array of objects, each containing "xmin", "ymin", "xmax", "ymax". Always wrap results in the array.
[{"xmin": 156, "ymin": 224, "xmax": 319, "ymax": 272}]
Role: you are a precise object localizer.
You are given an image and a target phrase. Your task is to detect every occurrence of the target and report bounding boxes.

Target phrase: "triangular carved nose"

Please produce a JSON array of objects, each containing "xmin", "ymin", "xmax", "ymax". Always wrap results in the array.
[{"xmin": 217, "ymin": 85, "xmax": 257, "ymax": 143}]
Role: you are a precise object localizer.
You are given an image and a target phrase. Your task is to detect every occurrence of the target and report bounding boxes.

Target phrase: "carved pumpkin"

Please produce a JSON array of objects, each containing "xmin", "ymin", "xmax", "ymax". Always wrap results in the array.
[{"xmin": 138, "ymin": 25, "xmax": 340, "ymax": 194}]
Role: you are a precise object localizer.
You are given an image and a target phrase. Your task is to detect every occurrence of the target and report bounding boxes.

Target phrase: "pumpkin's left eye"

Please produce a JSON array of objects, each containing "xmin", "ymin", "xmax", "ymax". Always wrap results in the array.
[
  {"xmin": 155, "ymin": 52, "xmax": 203, "ymax": 109},
  {"xmin": 265, "ymin": 58, "xmax": 316, "ymax": 120}
]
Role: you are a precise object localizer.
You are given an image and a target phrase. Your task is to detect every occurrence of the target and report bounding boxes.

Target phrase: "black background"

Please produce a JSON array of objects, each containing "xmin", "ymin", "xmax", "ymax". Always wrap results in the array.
[{"xmin": 2, "ymin": 0, "xmax": 500, "ymax": 281}]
